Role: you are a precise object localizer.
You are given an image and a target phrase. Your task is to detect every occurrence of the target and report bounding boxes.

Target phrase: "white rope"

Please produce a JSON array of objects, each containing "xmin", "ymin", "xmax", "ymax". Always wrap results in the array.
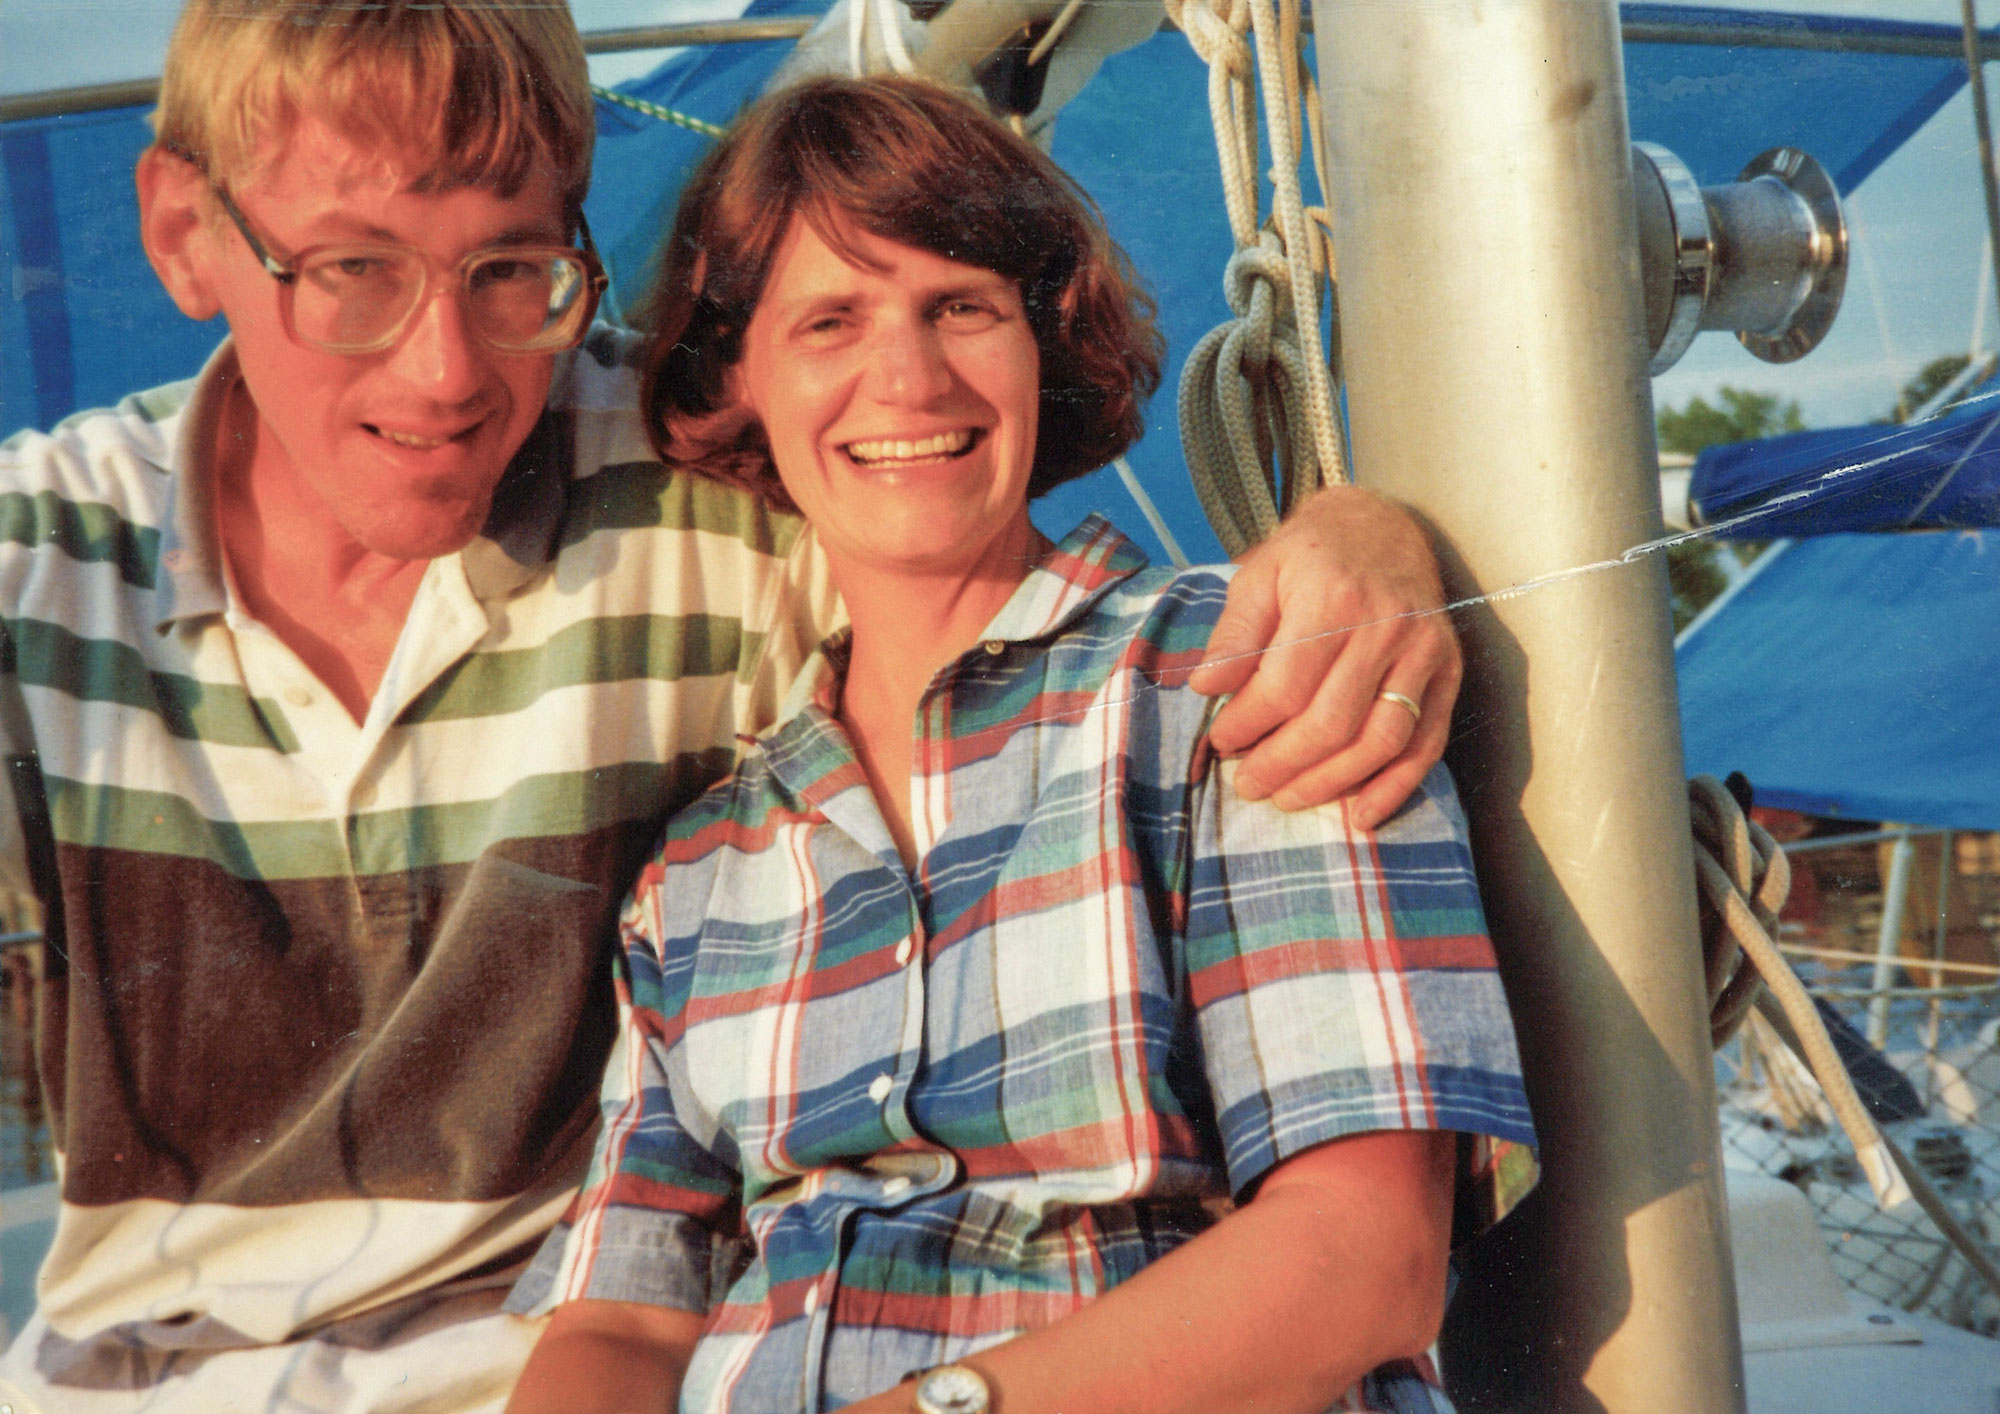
[
  {"xmin": 1689, "ymin": 776, "xmax": 1910, "ymax": 1210},
  {"xmin": 1112, "ymin": 457, "xmax": 1191, "ymax": 569},
  {"xmin": 1166, "ymin": 0, "xmax": 1347, "ymax": 557},
  {"xmin": 848, "ymin": 0, "xmax": 867, "ymax": 77},
  {"xmin": 1027, "ymin": 0, "xmax": 1089, "ymax": 68},
  {"xmin": 871, "ymin": 0, "xmax": 917, "ymax": 75}
]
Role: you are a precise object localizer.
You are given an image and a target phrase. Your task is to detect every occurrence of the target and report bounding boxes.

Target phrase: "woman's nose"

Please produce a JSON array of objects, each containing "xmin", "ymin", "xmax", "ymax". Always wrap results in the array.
[{"xmin": 866, "ymin": 318, "xmax": 953, "ymax": 405}]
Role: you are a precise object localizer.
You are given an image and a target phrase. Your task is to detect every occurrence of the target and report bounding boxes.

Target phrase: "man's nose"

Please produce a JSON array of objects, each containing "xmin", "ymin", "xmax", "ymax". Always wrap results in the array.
[
  {"xmin": 387, "ymin": 284, "xmax": 489, "ymax": 402},
  {"xmin": 866, "ymin": 317, "xmax": 954, "ymax": 406}
]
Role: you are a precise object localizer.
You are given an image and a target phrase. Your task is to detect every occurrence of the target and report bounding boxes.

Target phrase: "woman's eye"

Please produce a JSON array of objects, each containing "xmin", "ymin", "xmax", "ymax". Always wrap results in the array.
[{"xmin": 938, "ymin": 300, "xmax": 1002, "ymax": 329}]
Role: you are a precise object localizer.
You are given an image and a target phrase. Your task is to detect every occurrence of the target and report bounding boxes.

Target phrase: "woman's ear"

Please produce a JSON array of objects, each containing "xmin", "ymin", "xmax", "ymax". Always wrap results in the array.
[{"xmin": 136, "ymin": 146, "xmax": 224, "ymax": 322}]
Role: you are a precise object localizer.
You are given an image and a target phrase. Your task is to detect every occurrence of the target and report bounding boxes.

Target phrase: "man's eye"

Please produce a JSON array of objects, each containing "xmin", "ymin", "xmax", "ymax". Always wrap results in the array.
[
  {"xmin": 473, "ymin": 258, "xmax": 543, "ymax": 286},
  {"xmin": 304, "ymin": 254, "xmax": 401, "ymax": 293}
]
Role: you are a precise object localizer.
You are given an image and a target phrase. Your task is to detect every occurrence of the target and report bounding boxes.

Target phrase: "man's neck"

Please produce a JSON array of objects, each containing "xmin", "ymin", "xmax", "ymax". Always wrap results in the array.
[{"xmin": 214, "ymin": 384, "xmax": 430, "ymax": 724}]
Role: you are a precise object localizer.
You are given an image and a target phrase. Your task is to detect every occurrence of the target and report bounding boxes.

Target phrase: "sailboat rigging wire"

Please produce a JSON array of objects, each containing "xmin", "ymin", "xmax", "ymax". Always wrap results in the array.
[
  {"xmin": 9, "ymin": 14, "xmax": 1995, "ymax": 125},
  {"xmin": 590, "ymin": 87, "xmax": 724, "ymax": 139},
  {"xmin": 1963, "ymin": 0, "xmax": 2000, "ymax": 336}
]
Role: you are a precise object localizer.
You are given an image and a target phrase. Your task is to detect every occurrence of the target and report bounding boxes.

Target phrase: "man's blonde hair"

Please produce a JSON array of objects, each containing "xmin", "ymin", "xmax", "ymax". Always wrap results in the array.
[{"xmin": 153, "ymin": 0, "xmax": 593, "ymax": 214}]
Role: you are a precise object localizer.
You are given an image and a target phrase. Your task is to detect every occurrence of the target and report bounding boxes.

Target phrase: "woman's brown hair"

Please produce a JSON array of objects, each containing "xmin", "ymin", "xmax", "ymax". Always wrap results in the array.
[{"xmin": 638, "ymin": 75, "xmax": 1163, "ymax": 509}]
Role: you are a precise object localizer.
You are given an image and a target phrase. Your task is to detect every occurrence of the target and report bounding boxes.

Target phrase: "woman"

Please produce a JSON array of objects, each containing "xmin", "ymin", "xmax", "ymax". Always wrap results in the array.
[{"xmin": 506, "ymin": 76, "xmax": 1534, "ymax": 1414}]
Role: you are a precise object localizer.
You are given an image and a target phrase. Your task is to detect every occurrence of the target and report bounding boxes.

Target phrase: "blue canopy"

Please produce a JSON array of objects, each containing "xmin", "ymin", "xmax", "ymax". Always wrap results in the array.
[
  {"xmin": 1, "ymin": 4, "xmax": 1981, "ymax": 565},
  {"xmin": 1690, "ymin": 376, "xmax": 2000, "ymax": 537},
  {"xmin": 1676, "ymin": 529, "xmax": 2000, "ymax": 830}
]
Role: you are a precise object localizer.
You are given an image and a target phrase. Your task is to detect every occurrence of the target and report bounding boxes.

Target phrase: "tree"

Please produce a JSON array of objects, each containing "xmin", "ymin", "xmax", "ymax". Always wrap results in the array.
[
  {"xmin": 1655, "ymin": 386, "xmax": 1803, "ymax": 630},
  {"xmin": 1657, "ymin": 387, "xmax": 1805, "ymax": 457},
  {"xmin": 1890, "ymin": 353, "xmax": 1973, "ymax": 422}
]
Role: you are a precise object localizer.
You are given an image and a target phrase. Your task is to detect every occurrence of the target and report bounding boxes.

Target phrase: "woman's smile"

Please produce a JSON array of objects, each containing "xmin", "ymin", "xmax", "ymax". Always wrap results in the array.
[
  {"xmin": 734, "ymin": 215, "xmax": 1040, "ymax": 583},
  {"xmin": 840, "ymin": 427, "xmax": 982, "ymax": 468}
]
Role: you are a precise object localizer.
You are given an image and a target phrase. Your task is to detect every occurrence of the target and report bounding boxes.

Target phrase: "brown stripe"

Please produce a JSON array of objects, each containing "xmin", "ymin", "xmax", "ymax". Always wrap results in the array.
[{"xmin": 42, "ymin": 814, "xmax": 663, "ymax": 1207}]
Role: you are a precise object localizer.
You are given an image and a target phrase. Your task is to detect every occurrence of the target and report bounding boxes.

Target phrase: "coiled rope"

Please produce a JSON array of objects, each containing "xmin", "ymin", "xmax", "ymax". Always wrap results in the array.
[
  {"xmin": 1691, "ymin": 773, "xmax": 2000, "ymax": 1311},
  {"xmin": 1166, "ymin": 0, "xmax": 1346, "ymax": 556}
]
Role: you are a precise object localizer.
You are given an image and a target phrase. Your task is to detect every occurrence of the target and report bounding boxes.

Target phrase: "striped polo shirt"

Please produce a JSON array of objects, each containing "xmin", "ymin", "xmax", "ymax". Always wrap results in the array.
[{"xmin": 0, "ymin": 327, "xmax": 835, "ymax": 1412}]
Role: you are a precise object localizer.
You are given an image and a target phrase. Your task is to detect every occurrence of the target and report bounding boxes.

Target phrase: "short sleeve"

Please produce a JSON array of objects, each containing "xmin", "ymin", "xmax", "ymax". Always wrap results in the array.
[
  {"xmin": 1180, "ymin": 757, "xmax": 1537, "ymax": 1216},
  {"xmin": 507, "ymin": 868, "xmax": 746, "ymax": 1317}
]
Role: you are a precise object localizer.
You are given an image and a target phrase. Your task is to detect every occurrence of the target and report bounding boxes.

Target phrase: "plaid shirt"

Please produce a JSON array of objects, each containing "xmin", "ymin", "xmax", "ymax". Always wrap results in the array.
[{"xmin": 512, "ymin": 517, "xmax": 1536, "ymax": 1412}]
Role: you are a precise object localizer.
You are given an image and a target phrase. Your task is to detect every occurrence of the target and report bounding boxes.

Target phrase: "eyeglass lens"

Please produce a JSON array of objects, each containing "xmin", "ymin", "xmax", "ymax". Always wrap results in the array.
[{"xmin": 292, "ymin": 248, "xmax": 593, "ymax": 352}]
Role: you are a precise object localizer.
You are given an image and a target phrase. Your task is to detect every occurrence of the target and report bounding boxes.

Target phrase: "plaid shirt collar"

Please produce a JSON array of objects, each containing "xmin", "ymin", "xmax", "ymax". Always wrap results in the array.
[
  {"xmin": 758, "ymin": 514, "xmax": 1153, "ymax": 854},
  {"xmin": 776, "ymin": 513, "xmax": 1153, "ymax": 728}
]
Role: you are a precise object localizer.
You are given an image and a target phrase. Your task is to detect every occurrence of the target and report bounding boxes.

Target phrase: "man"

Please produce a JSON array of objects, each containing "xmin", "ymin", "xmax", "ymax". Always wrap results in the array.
[{"xmin": 0, "ymin": 3, "xmax": 1459, "ymax": 1410}]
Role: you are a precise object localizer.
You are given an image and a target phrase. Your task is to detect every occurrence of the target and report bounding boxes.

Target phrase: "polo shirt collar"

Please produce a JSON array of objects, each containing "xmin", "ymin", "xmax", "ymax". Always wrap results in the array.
[{"xmin": 153, "ymin": 339, "xmax": 578, "ymax": 631}]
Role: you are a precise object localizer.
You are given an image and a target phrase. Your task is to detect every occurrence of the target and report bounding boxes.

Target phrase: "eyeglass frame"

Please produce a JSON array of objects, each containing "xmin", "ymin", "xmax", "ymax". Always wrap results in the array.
[{"xmin": 211, "ymin": 184, "xmax": 610, "ymax": 356}]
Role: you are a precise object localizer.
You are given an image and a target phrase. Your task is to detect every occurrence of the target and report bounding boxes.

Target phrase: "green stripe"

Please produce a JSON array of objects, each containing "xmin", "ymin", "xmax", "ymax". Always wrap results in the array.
[
  {"xmin": 47, "ymin": 751, "xmax": 734, "ymax": 879},
  {"xmin": 350, "ymin": 754, "xmax": 731, "ymax": 875},
  {"xmin": 0, "ymin": 491, "xmax": 160, "ymax": 589},
  {"xmin": 123, "ymin": 381, "xmax": 193, "ymax": 425},
  {"xmin": 7, "ymin": 617, "xmax": 296, "ymax": 751},
  {"xmin": 560, "ymin": 460, "xmax": 802, "ymax": 558},
  {"xmin": 49, "ymin": 774, "xmax": 343, "ymax": 878},
  {"xmin": 404, "ymin": 612, "xmax": 755, "ymax": 723}
]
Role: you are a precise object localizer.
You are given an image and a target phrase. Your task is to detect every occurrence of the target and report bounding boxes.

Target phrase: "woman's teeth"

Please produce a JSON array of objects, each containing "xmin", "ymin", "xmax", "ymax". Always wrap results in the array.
[
  {"xmin": 844, "ymin": 429, "xmax": 975, "ymax": 466},
  {"xmin": 375, "ymin": 427, "xmax": 452, "ymax": 450}
]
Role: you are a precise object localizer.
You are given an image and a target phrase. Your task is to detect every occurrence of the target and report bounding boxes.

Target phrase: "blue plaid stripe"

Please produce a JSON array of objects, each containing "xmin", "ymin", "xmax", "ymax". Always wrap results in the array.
[{"xmin": 513, "ymin": 517, "xmax": 1535, "ymax": 1412}]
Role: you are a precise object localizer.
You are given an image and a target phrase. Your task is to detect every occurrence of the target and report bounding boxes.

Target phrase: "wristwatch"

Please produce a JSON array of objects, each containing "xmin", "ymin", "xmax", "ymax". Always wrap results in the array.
[{"xmin": 912, "ymin": 1363, "xmax": 991, "ymax": 1414}]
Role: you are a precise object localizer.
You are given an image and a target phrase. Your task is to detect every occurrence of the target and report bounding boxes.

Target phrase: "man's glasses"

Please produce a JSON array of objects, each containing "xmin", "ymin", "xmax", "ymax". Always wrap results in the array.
[{"xmin": 214, "ymin": 186, "xmax": 608, "ymax": 356}]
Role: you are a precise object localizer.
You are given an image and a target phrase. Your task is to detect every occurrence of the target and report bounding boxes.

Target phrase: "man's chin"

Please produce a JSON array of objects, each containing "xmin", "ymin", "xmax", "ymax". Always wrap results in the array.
[{"xmin": 344, "ymin": 500, "xmax": 493, "ymax": 563}]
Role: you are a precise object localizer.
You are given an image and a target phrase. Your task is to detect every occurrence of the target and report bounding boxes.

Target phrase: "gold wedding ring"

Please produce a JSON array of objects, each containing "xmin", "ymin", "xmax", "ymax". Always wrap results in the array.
[{"xmin": 1377, "ymin": 690, "xmax": 1423, "ymax": 725}]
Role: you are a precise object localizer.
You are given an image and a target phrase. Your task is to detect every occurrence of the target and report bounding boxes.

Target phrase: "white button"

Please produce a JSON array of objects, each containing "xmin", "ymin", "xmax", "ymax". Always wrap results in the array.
[
  {"xmin": 868, "ymin": 1074, "xmax": 893, "ymax": 1104},
  {"xmin": 284, "ymin": 686, "xmax": 313, "ymax": 708},
  {"xmin": 882, "ymin": 1176, "xmax": 912, "ymax": 1198},
  {"xmin": 803, "ymin": 1284, "xmax": 819, "ymax": 1314},
  {"xmin": 895, "ymin": 938, "xmax": 915, "ymax": 967}
]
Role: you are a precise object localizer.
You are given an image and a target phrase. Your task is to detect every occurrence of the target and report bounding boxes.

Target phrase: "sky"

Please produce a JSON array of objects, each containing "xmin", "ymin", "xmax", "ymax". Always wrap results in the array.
[{"xmin": 2, "ymin": 0, "xmax": 1994, "ymax": 432}]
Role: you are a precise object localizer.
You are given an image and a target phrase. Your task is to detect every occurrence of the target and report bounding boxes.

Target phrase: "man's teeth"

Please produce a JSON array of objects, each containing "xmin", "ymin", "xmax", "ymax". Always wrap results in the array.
[{"xmin": 845, "ymin": 429, "xmax": 974, "ymax": 464}]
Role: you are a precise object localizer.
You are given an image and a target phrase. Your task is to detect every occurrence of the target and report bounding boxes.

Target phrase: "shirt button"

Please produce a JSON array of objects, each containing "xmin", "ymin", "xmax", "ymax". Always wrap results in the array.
[
  {"xmin": 284, "ymin": 686, "xmax": 313, "ymax": 708},
  {"xmin": 868, "ymin": 1074, "xmax": 893, "ymax": 1104},
  {"xmin": 982, "ymin": 640, "xmax": 1006, "ymax": 656},
  {"xmin": 803, "ymin": 1284, "xmax": 819, "ymax": 1315},
  {"xmin": 882, "ymin": 1176, "xmax": 912, "ymax": 1198},
  {"xmin": 894, "ymin": 938, "xmax": 914, "ymax": 967}
]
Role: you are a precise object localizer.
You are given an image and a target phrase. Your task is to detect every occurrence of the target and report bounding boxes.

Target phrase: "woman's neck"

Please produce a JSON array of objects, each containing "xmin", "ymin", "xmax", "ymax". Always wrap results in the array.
[{"xmin": 828, "ymin": 516, "xmax": 1049, "ymax": 870}]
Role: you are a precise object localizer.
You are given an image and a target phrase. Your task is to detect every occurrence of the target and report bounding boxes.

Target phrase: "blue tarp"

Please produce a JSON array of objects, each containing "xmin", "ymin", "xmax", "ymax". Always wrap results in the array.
[
  {"xmin": 1, "ymin": 4, "xmax": 1980, "ymax": 564},
  {"xmin": 1677, "ymin": 530, "xmax": 2000, "ymax": 830},
  {"xmin": 1690, "ymin": 376, "xmax": 2000, "ymax": 536}
]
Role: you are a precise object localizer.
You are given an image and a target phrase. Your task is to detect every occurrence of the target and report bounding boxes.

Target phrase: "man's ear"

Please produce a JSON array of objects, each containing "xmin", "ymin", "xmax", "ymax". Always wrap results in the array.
[{"xmin": 136, "ymin": 146, "xmax": 224, "ymax": 322}]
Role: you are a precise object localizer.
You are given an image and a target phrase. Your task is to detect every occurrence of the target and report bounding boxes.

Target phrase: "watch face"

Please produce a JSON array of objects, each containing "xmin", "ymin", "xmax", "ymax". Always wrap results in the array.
[{"xmin": 915, "ymin": 1364, "xmax": 990, "ymax": 1414}]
